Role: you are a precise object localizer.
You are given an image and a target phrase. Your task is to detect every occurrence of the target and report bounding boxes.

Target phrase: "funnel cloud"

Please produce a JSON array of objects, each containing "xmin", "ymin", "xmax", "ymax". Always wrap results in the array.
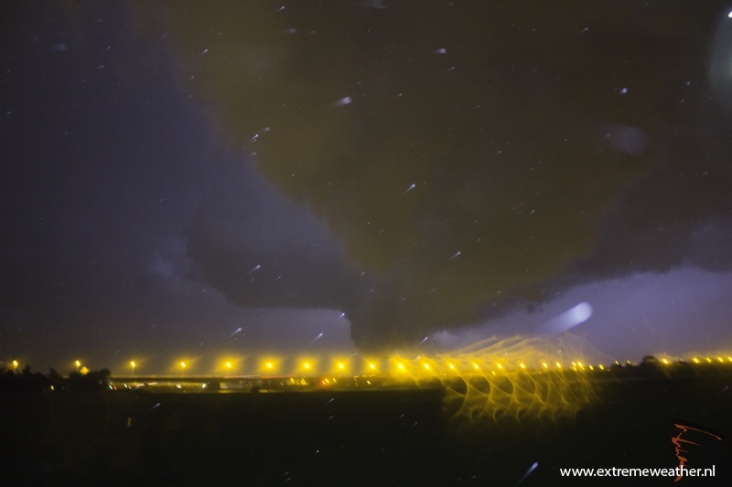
[
  {"xmin": 3, "ymin": 1, "xmax": 732, "ymax": 368},
  {"xmin": 164, "ymin": 1, "xmax": 732, "ymax": 350}
]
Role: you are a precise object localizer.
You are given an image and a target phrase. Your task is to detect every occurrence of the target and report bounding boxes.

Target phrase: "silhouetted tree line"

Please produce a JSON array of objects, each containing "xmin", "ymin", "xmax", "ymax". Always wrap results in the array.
[{"xmin": 0, "ymin": 364, "xmax": 110, "ymax": 392}]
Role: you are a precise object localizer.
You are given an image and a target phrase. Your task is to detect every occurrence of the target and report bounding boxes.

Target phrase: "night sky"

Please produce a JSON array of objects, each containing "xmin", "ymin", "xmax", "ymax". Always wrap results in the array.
[{"xmin": 2, "ymin": 1, "xmax": 732, "ymax": 373}]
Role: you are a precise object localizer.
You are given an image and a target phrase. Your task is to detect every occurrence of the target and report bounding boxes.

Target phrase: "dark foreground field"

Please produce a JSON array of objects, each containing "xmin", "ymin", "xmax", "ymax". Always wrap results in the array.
[{"xmin": 2, "ymin": 368, "xmax": 731, "ymax": 486}]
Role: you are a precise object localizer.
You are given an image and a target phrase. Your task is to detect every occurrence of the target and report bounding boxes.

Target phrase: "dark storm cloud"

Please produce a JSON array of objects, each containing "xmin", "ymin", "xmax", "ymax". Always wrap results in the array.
[{"xmin": 156, "ymin": 1, "xmax": 732, "ymax": 350}]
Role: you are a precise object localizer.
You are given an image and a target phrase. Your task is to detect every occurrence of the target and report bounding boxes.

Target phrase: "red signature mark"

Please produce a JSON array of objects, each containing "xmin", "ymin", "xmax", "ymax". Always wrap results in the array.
[{"xmin": 672, "ymin": 423, "xmax": 722, "ymax": 482}]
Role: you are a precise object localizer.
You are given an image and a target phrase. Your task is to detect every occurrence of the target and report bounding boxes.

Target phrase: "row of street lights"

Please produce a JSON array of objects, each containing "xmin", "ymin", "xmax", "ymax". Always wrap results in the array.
[
  {"xmin": 13, "ymin": 354, "xmax": 731, "ymax": 378},
  {"xmin": 123, "ymin": 359, "xmax": 236, "ymax": 376}
]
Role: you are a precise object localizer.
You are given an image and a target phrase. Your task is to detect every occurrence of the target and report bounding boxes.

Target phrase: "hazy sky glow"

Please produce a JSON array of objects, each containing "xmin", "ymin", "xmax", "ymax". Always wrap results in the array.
[{"xmin": 2, "ymin": 1, "xmax": 732, "ymax": 372}]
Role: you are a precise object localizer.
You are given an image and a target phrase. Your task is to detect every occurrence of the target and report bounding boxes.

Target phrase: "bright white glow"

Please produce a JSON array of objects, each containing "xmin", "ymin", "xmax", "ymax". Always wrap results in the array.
[
  {"xmin": 331, "ymin": 96, "xmax": 352, "ymax": 107},
  {"xmin": 401, "ymin": 183, "xmax": 417, "ymax": 195},
  {"xmin": 540, "ymin": 302, "xmax": 593, "ymax": 335}
]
